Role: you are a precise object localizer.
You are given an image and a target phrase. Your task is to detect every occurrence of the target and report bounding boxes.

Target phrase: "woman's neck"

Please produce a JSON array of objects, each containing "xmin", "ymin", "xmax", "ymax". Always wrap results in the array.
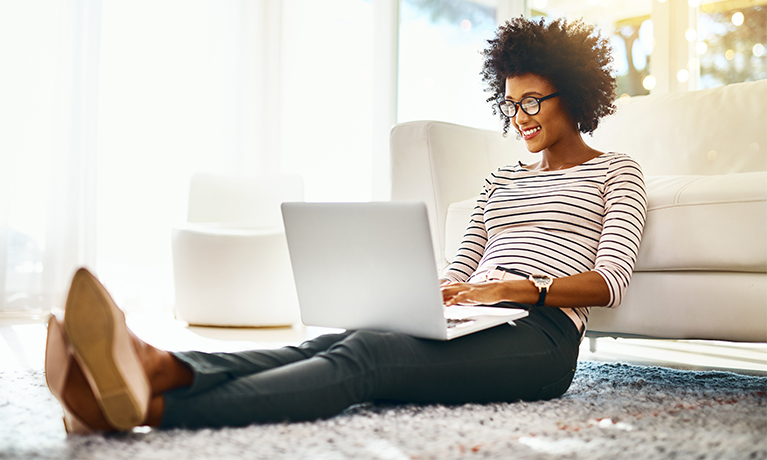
[{"xmin": 532, "ymin": 132, "xmax": 601, "ymax": 171}]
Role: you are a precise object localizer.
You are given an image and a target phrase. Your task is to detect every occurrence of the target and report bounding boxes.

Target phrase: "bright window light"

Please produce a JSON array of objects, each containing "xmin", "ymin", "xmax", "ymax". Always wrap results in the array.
[
  {"xmin": 398, "ymin": 0, "xmax": 499, "ymax": 130},
  {"xmin": 642, "ymin": 75, "xmax": 657, "ymax": 90}
]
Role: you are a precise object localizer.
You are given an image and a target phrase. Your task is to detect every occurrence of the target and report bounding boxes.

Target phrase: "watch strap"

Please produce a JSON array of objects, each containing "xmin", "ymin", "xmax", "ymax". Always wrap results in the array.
[{"xmin": 495, "ymin": 267, "xmax": 550, "ymax": 306}]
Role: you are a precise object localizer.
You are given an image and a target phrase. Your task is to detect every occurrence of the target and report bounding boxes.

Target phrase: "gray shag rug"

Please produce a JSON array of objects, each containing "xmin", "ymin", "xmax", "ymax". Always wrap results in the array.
[{"xmin": 1, "ymin": 361, "xmax": 765, "ymax": 460}]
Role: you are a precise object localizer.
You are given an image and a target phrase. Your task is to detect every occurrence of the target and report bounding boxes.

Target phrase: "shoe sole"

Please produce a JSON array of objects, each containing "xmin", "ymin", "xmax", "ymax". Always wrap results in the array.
[
  {"xmin": 45, "ymin": 316, "xmax": 69, "ymax": 402},
  {"xmin": 64, "ymin": 268, "xmax": 150, "ymax": 431},
  {"xmin": 44, "ymin": 315, "xmax": 95, "ymax": 435}
]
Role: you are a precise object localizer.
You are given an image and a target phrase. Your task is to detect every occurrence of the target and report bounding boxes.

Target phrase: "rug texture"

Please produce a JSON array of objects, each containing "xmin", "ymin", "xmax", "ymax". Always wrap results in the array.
[{"xmin": 1, "ymin": 361, "xmax": 765, "ymax": 460}]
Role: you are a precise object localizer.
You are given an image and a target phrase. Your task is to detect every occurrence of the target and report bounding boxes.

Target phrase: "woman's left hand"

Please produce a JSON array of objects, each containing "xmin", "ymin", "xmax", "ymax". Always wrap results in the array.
[{"xmin": 441, "ymin": 281, "xmax": 511, "ymax": 306}]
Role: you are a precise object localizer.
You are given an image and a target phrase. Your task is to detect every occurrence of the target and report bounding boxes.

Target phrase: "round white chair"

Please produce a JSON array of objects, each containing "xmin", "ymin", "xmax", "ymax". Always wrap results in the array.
[{"xmin": 171, "ymin": 173, "xmax": 303, "ymax": 327}]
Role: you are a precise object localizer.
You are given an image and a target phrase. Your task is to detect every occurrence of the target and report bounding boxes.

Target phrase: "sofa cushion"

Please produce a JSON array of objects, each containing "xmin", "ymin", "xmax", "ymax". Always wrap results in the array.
[
  {"xmin": 444, "ymin": 198, "xmax": 476, "ymax": 266},
  {"xmin": 444, "ymin": 172, "xmax": 767, "ymax": 274},
  {"xmin": 637, "ymin": 172, "xmax": 766, "ymax": 272}
]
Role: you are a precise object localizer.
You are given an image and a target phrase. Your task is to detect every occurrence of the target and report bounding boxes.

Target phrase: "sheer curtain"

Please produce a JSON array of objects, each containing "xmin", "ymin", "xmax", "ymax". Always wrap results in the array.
[
  {"xmin": 0, "ymin": 0, "xmax": 281, "ymax": 316},
  {"xmin": 95, "ymin": 0, "xmax": 275, "ymax": 314},
  {"xmin": 1, "ymin": 0, "xmax": 376, "ymax": 317},
  {"xmin": 0, "ymin": 0, "xmax": 101, "ymax": 316}
]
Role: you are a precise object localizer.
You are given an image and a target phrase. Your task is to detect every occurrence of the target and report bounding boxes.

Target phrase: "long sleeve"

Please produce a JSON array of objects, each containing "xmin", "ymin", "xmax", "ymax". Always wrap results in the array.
[
  {"xmin": 441, "ymin": 173, "xmax": 496, "ymax": 283},
  {"xmin": 592, "ymin": 155, "xmax": 648, "ymax": 308}
]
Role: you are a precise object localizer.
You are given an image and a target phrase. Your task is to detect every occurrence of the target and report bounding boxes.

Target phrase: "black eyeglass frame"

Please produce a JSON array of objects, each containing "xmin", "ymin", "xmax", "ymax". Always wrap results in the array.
[{"xmin": 499, "ymin": 92, "xmax": 559, "ymax": 118}]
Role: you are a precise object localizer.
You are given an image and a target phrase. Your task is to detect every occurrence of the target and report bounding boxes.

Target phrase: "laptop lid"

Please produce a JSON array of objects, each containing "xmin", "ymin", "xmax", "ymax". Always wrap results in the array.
[{"xmin": 281, "ymin": 201, "xmax": 449, "ymax": 339}]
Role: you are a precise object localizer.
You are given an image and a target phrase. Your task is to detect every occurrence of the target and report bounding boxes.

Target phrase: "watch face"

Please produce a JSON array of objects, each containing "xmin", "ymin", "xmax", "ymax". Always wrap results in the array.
[{"xmin": 531, "ymin": 274, "xmax": 553, "ymax": 288}]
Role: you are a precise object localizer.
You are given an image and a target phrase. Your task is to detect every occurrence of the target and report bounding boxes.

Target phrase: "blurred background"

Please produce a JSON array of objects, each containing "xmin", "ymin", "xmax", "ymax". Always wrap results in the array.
[{"xmin": 1, "ymin": 0, "xmax": 765, "ymax": 316}]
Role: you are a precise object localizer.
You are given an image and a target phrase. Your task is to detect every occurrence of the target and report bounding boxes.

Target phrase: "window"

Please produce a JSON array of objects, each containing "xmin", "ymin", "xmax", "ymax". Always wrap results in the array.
[
  {"xmin": 530, "ymin": 0, "xmax": 766, "ymax": 94},
  {"xmin": 529, "ymin": 0, "xmax": 654, "ymax": 96},
  {"xmin": 280, "ymin": 0, "xmax": 375, "ymax": 202},
  {"xmin": 697, "ymin": 1, "xmax": 767, "ymax": 89},
  {"xmin": 397, "ymin": 0, "xmax": 501, "ymax": 130},
  {"xmin": 96, "ymin": 0, "xmax": 376, "ymax": 313}
]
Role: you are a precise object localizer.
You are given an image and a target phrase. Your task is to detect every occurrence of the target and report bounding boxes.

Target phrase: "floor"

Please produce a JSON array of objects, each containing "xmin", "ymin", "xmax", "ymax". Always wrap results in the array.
[{"xmin": 2, "ymin": 311, "xmax": 766, "ymax": 376}]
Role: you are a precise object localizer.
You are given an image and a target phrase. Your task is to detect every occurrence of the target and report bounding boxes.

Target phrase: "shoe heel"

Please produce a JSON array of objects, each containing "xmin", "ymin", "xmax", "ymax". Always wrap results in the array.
[{"xmin": 63, "ymin": 410, "xmax": 94, "ymax": 435}]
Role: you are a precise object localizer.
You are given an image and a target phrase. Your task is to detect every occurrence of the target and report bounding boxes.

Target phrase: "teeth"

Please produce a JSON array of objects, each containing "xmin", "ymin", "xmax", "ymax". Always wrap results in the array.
[{"xmin": 522, "ymin": 126, "xmax": 541, "ymax": 136}]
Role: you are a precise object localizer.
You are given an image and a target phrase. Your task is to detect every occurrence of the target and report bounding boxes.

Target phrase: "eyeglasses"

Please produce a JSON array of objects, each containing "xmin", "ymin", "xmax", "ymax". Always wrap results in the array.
[{"xmin": 499, "ymin": 92, "xmax": 559, "ymax": 118}]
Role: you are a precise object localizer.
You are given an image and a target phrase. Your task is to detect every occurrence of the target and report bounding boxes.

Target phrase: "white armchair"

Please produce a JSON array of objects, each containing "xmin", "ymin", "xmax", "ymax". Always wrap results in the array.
[{"xmin": 171, "ymin": 173, "xmax": 303, "ymax": 327}]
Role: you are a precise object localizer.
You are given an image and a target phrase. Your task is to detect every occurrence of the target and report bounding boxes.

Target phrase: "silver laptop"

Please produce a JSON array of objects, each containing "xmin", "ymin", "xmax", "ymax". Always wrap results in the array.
[{"xmin": 280, "ymin": 202, "xmax": 528, "ymax": 340}]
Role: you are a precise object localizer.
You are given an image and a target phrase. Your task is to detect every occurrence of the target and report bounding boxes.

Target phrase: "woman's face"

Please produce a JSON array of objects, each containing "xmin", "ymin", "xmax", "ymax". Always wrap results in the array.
[{"xmin": 505, "ymin": 74, "xmax": 576, "ymax": 153}]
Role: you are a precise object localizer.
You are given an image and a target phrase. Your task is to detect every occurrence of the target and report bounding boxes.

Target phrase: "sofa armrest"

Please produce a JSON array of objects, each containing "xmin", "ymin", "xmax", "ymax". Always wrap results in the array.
[{"xmin": 390, "ymin": 120, "xmax": 535, "ymax": 268}]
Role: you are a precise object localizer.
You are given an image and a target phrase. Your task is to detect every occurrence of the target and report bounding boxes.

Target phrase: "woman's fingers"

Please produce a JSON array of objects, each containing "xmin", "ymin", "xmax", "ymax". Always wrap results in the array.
[
  {"xmin": 441, "ymin": 283, "xmax": 466, "ymax": 304},
  {"xmin": 441, "ymin": 283, "xmax": 481, "ymax": 305},
  {"xmin": 442, "ymin": 282, "xmax": 507, "ymax": 306}
]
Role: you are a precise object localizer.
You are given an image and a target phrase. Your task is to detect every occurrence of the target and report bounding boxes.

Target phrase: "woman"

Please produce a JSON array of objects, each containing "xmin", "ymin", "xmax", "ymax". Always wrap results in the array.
[{"xmin": 45, "ymin": 17, "xmax": 647, "ymax": 434}]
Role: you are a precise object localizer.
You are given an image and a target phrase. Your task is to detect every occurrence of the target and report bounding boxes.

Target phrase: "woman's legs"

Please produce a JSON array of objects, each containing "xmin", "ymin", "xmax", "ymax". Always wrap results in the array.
[
  {"xmin": 58, "ymin": 327, "xmax": 194, "ymax": 431},
  {"xmin": 52, "ymin": 266, "xmax": 579, "ymax": 431},
  {"xmin": 168, "ymin": 331, "xmax": 354, "ymax": 388},
  {"xmin": 144, "ymin": 332, "xmax": 353, "ymax": 425},
  {"xmin": 61, "ymin": 326, "xmax": 355, "ymax": 428},
  {"xmin": 160, "ymin": 306, "xmax": 579, "ymax": 429},
  {"xmin": 47, "ymin": 267, "xmax": 361, "ymax": 432}
]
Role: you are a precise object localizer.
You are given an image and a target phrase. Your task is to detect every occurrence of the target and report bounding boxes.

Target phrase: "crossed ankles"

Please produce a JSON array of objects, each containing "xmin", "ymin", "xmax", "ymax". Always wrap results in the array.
[
  {"xmin": 45, "ymin": 268, "xmax": 195, "ymax": 434},
  {"xmin": 45, "ymin": 268, "xmax": 152, "ymax": 434}
]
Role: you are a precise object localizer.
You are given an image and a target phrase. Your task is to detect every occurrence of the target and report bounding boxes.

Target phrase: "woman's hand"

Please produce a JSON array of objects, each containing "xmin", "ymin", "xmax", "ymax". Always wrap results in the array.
[
  {"xmin": 440, "ymin": 271, "xmax": 611, "ymax": 308},
  {"xmin": 441, "ymin": 281, "xmax": 512, "ymax": 306}
]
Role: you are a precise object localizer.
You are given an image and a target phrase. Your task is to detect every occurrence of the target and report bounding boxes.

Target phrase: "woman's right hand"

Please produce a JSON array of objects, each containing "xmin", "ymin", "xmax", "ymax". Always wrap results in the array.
[{"xmin": 441, "ymin": 281, "xmax": 518, "ymax": 306}]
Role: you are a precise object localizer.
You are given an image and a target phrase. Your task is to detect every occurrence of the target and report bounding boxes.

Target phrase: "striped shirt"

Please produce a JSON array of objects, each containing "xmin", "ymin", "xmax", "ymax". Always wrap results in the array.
[{"xmin": 442, "ymin": 152, "xmax": 648, "ymax": 336}]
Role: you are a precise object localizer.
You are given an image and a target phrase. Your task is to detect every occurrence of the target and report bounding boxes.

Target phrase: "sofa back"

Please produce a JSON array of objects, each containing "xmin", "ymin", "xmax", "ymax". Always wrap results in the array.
[
  {"xmin": 588, "ymin": 79, "xmax": 766, "ymax": 176},
  {"xmin": 390, "ymin": 80, "xmax": 767, "ymax": 270},
  {"xmin": 390, "ymin": 121, "xmax": 532, "ymax": 267}
]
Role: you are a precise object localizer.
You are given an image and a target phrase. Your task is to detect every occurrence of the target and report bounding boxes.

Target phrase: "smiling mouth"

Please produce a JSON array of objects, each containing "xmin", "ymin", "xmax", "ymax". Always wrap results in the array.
[{"xmin": 520, "ymin": 126, "xmax": 541, "ymax": 139}]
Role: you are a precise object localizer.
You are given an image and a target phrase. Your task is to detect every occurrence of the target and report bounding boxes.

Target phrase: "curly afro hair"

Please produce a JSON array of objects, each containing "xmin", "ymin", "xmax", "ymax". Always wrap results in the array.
[{"xmin": 482, "ymin": 17, "xmax": 616, "ymax": 137}]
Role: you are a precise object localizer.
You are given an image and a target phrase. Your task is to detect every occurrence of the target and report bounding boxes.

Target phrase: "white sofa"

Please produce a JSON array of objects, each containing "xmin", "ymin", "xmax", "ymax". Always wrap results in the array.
[{"xmin": 390, "ymin": 80, "xmax": 767, "ymax": 343}]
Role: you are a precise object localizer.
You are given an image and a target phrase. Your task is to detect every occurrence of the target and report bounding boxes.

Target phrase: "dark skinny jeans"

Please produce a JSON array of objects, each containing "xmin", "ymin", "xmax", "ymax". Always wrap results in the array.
[{"xmin": 161, "ymin": 306, "xmax": 580, "ymax": 428}]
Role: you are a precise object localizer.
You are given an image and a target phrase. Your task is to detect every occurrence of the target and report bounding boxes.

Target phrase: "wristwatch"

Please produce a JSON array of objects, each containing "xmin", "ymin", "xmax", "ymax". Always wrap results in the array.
[{"xmin": 528, "ymin": 274, "xmax": 553, "ymax": 306}]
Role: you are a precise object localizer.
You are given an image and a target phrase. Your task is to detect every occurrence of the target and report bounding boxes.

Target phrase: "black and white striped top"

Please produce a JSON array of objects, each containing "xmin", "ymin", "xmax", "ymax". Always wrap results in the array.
[{"xmin": 442, "ymin": 152, "xmax": 648, "ymax": 334}]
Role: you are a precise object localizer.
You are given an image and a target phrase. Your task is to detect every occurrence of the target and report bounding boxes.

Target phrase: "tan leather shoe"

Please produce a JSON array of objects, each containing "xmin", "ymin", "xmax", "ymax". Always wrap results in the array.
[
  {"xmin": 44, "ymin": 315, "xmax": 95, "ymax": 435},
  {"xmin": 63, "ymin": 268, "xmax": 151, "ymax": 431}
]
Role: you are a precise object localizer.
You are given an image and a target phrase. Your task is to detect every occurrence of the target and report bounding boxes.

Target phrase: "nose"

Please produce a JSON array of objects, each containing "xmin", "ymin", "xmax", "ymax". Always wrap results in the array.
[{"xmin": 514, "ymin": 106, "xmax": 531, "ymax": 124}]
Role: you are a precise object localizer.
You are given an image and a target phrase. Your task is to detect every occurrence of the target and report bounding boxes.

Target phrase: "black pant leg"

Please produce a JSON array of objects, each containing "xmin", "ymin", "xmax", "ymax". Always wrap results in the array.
[
  {"xmin": 170, "ymin": 331, "xmax": 352, "ymax": 397},
  {"xmin": 161, "ymin": 308, "xmax": 578, "ymax": 428}
]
